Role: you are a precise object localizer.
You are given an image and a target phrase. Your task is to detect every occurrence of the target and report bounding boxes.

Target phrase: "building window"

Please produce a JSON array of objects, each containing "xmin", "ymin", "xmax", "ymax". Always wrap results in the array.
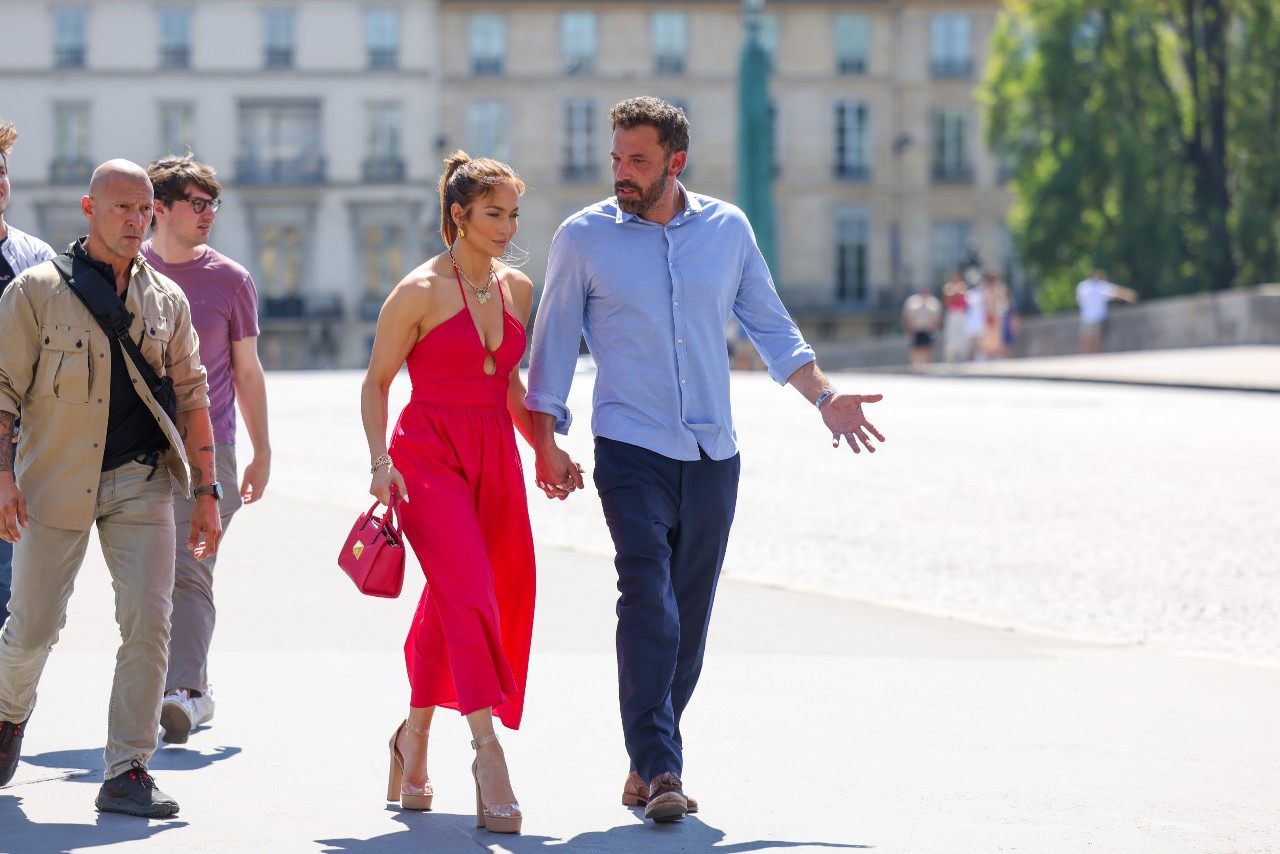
[
  {"xmin": 364, "ymin": 103, "xmax": 404, "ymax": 183},
  {"xmin": 37, "ymin": 204, "xmax": 85, "ymax": 257},
  {"xmin": 54, "ymin": 8, "xmax": 87, "ymax": 68},
  {"xmin": 931, "ymin": 14, "xmax": 972, "ymax": 78},
  {"xmin": 835, "ymin": 208, "xmax": 871, "ymax": 304},
  {"xmin": 835, "ymin": 14, "xmax": 869, "ymax": 74},
  {"xmin": 932, "ymin": 108, "xmax": 972, "ymax": 183},
  {"xmin": 263, "ymin": 9, "xmax": 295, "ymax": 69},
  {"xmin": 238, "ymin": 101, "xmax": 325, "ymax": 185},
  {"xmin": 159, "ymin": 102, "xmax": 195, "ymax": 157},
  {"xmin": 834, "ymin": 101, "xmax": 871, "ymax": 181},
  {"xmin": 470, "ymin": 13, "xmax": 505, "ymax": 75},
  {"xmin": 652, "ymin": 12, "xmax": 687, "ymax": 75},
  {"xmin": 254, "ymin": 214, "xmax": 307, "ymax": 312},
  {"xmin": 366, "ymin": 9, "xmax": 398, "ymax": 69},
  {"xmin": 562, "ymin": 11, "xmax": 596, "ymax": 75},
  {"xmin": 562, "ymin": 99, "xmax": 595, "ymax": 182},
  {"xmin": 360, "ymin": 223, "xmax": 407, "ymax": 317},
  {"xmin": 51, "ymin": 102, "xmax": 91, "ymax": 184},
  {"xmin": 158, "ymin": 8, "xmax": 191, "ymax": 68},
  {"xmin": 931, "ymin": 220, "xmax": 971, "ymax": 286},
  {"xmin": 467, "ymin": 100, "xmax": 509, "ymax": 163}
]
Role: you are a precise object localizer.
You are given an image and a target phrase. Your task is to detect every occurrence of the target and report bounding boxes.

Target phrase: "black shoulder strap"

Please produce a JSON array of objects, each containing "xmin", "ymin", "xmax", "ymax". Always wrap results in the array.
[{"xmin": 50, "ymin": 254, "xmax": 165, "ymax": 394}]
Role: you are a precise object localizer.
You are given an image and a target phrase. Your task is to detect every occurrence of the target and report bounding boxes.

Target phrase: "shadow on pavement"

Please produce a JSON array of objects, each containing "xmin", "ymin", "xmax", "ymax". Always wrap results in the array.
[
  {"xmin": 316, "ymin": 807, "xmax": 872, "ymax": 852},
  {"xmin": 0, "ymin": 794, "xmax": 189, "ymax": 853},
  {"xmin": 151, "ymin": 744, "xmax": 243, "ymax": 771}
]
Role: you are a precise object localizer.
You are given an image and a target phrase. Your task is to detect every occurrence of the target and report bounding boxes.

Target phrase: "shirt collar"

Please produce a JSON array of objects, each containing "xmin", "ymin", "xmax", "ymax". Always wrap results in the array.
[
  {"xmin": 73, "ymin": 237, "xmax": 143, "ymax": 279},
  {"xmin": 613, "ymin": 181, "xmax": 702, "ymax": 226}
]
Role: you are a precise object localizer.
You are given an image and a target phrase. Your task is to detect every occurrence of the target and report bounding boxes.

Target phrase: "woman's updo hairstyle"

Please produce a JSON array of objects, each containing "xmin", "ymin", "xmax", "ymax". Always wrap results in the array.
[{"xmin": 438, "ymin": 150, "xmax": 526, "ymax": 247}]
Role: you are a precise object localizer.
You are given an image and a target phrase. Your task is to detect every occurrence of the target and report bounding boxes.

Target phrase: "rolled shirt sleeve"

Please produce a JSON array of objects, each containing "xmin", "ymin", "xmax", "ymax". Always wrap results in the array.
[{"xmin": 731, "ymin": 221, "xmax": 815, "ymax": 385}]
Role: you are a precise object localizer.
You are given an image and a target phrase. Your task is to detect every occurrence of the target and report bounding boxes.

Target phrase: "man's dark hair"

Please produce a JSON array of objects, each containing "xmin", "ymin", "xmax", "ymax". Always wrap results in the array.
[
  {"xmin": 609, "ymin": 97, "xmax": 690, "ymax": 156},
  {"xmin": 146, "ymin": 154, "xmax": 222, "ymax": 211}
]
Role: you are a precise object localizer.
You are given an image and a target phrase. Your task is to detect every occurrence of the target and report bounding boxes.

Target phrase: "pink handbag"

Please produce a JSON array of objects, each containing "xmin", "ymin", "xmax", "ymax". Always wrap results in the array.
[{"xmin": 337, "ymin": 490, "xmax": 406, "ymax": 598}]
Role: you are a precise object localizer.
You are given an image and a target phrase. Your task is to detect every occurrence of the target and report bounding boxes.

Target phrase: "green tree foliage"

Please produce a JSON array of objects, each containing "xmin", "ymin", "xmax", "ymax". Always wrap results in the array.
[{"xmin": 984, "ymin": 0, "xmax": 1273, "ymax": 313}]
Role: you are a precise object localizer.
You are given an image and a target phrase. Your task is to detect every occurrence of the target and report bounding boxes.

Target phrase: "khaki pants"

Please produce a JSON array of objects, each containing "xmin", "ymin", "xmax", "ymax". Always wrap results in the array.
[
  {"xmin": 166, "ymin": 443, "xmax": 242, "ymax": 694},
  {"xmin": 0, "ymin": 460, "xmax": 176, "ymax": 779}
]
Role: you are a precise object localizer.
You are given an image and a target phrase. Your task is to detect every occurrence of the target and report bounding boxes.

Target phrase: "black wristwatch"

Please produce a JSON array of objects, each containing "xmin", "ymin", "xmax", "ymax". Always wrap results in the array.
[{"xmin": 194, "ymin": 483, "xmax": 224, "ymax": 500}]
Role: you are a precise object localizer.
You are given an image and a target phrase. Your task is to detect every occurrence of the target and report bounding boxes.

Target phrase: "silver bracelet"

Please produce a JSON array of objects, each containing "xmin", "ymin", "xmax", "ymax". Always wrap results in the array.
[
  {"xmin": 370, "ymin": 453, "xmax": 393, "ymax": 474},
  {"xmin": 814, "ymin": 389, "xmax": 838, "ymax": 410}
]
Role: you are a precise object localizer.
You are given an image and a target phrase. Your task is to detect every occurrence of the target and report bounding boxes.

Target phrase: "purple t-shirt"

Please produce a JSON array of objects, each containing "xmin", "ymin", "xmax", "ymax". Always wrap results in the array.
[{"xmin": 141, "ymin": 242, "xmax": 260, "ymax": 445}]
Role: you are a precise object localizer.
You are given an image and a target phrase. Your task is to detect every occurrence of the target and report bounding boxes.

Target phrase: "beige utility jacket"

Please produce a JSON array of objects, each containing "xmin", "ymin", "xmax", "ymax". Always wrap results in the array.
[{"xmin": 0, "ymin": 249, "xmax": 210, "ymax": 530}]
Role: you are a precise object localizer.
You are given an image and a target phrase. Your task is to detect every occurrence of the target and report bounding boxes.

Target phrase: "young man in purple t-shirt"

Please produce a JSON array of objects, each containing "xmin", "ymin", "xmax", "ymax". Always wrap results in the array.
[{"xmin": 143, "ymin": 155, "xmax": 271, "ymax": 743}]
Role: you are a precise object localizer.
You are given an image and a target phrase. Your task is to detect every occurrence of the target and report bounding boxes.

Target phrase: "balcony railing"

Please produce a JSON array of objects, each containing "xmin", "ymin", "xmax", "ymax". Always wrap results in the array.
[
  {"xmin": 368, "ymin": 48, "xmax": 397, "ymax": 70},
  {"xmin": 931, "ymin": 58, "xmax": 972, "ymax": 79},
  {"xmin": 236, "ymin": 154, "xmax": 326, "ymax": 186},
  {"xmin": 931, "ymin": 162, "xmax": 975, "ymax": 184},
  {"xmin": 834, "ymin": 163, "xmax": 871, "ymax": 182},
  {"xmin": 561, "ymin": 163, "xmax": 598, "ymax": 183},
  {"xmin": 564, "ymin": 55, "xmax": 595, "ymax": 75},
  {"xmin": 654, "ymin": 55, "xmax": 685, "ymax": 75},
  {"xmin": 838, "ymin": 57, "xmax": 867, "ymax": 75},
  {"xmin": 50, "ymin": 157, "xmax": 94, "ymax": 185},
  {"xmin": 260, "ymin": 294, "xmax": 344, "ymax": 321},
  {"xmin": 55, "ymin": 47, "xmax": 86, "ymax": 68},
  {"xmin": 265, "ymin": 47, "xmax": 294, "ymax": 69},
  {"xmin": 160, "ymin": 46, "xmax": 190, "ymax": 69},
  {"xmin": 362, "ymin": 156, "xmax": 405, "ymax": 184}
]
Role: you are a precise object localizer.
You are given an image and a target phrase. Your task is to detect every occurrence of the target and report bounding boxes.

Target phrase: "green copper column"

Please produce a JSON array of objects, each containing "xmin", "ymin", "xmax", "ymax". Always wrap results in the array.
[{"xmin": 738, "ymin": 0, "xmax": 778, "ymax": 283}]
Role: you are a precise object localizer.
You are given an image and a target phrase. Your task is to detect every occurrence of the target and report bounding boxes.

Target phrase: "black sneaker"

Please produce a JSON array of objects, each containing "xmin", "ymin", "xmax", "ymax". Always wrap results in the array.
[
  {"xmin": 0, "ymin": 719, "xmax": 25, "ymax": 787},
  {"xmin": 95, "ymin": 760, "xmax": 180, "ymax": 817}
]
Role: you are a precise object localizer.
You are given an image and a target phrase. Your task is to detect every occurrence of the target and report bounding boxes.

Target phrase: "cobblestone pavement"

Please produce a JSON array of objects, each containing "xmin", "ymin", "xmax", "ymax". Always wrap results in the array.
[{"xmin": 268, "ymin": 363, "xmax": 1280, "ymax": 667}]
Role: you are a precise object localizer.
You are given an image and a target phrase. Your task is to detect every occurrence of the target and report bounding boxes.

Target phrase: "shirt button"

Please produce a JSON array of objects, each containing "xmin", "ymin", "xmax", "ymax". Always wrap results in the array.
[
  {"xmin": 681, "ymin": 379, "xmax": 686, "ymax": 384},
  {"xmin": 677, "ymin": 339, "xmax": 683, "ymax": 344},
  {"xmin": 674, "ymin": 301, "xmax": 679, "ymax": 306}
]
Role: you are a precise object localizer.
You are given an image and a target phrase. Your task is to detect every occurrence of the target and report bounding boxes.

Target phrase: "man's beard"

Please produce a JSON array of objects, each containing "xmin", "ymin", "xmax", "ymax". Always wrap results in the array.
[{"xmin": 615, "ymin": 161, "xmax": 671, "ymax": 215}]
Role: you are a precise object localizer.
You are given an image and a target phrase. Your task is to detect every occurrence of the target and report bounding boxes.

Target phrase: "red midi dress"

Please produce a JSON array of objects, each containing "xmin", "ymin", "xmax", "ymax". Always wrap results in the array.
[{"xmin": 388, "ymin": 276, "xmax": 535, "ymax": 729}]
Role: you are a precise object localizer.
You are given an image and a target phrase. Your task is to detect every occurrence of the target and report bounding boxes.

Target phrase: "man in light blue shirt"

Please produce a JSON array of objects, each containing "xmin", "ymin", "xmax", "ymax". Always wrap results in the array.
[
  {"xmin": 526, "ymin": 97, "xmax": 885, "ymax": 822},
  {"xmin": 0, "ymin": 119, "xmax": 56, "ymax": 626}
]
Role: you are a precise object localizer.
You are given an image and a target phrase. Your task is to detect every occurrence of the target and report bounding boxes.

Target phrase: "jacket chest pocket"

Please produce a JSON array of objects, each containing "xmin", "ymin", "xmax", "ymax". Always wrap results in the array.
[
  {"xmin": 33, "ymin": 324, "xmax": 92, "ymax": 404},
  {"xmin": 138, "ymin": 315, "xmax": 173, "ymax": 374}
]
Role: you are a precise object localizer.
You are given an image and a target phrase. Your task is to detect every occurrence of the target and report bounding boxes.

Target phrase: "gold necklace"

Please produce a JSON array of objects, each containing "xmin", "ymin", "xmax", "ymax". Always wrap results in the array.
[{"xmin": 449, "ymin": 245, "xmax": 495, "ymax": 304}]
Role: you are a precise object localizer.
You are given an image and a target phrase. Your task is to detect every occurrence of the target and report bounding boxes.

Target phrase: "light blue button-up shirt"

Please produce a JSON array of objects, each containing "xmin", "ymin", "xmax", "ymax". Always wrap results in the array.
[{"xmin": 526, "ymin": 185, "xmax": 815, "ymax": 462}]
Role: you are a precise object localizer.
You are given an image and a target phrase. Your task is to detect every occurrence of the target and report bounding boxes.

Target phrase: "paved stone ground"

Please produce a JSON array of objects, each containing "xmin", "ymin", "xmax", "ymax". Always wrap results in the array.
[{"xmin": 266, "ymin": 352, "xmax": 1280, "ymax": 667}]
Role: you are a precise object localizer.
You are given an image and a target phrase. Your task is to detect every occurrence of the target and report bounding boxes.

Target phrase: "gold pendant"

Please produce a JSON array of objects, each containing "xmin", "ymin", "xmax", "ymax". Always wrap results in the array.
[
  {"xmin": 474, "ymin": 289, "xmax": 492, "ymax": 304},
  {"xmin": 352, "ymin": 542, "xmax": 364, "ymax": 560}
]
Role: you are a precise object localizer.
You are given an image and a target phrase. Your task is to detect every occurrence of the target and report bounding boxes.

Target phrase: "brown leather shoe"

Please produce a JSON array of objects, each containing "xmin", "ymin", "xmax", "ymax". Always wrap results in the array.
[
  {"xmin": 623, "ymin": 770, "xmax": 698, "ymax": 813},
  {"xmin": 642, "ymin": 771, "xmax": 688, "ymax": 822}
]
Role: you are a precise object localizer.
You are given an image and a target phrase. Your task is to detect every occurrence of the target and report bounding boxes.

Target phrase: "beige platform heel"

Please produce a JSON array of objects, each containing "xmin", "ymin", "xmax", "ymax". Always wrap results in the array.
[
  {"xmin": 387, "ymin": 719, "xmax": 434, "ymax": 810},
  {"xmin": 470, "ymin": 734, "xmax": 521, "ymax": 834}
]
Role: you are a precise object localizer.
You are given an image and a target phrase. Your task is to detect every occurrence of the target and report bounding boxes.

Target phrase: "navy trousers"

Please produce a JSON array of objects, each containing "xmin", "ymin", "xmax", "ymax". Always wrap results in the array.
[{"xmin": 593, "ymin": 437, "xmax": 740, "ymax": 783}]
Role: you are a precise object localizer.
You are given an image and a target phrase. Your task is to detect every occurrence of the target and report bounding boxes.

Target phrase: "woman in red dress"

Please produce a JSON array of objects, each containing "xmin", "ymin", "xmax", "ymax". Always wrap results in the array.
[{"xmin": 360, "ymin": 152, "xmax": 581, "ymax": 834}]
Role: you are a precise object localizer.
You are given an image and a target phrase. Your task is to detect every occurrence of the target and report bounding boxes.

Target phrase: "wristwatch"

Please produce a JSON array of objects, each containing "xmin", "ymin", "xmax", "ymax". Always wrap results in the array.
[{"xmin": 194, "ymin": 483, "xmax": 224, "ymax": 500}]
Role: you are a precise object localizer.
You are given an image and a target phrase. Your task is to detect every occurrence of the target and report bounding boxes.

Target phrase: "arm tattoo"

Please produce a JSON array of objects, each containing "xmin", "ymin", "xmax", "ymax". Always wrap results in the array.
[{"xmin": 0, "ymin": 412, "xmax": 14, "ymax": 474}]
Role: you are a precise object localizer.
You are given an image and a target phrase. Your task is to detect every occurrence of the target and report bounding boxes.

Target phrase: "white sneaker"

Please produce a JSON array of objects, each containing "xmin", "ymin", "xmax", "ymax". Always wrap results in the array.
[{"xmin": 160, "ymin": 687, "xmax": 215, "ymax": 744}]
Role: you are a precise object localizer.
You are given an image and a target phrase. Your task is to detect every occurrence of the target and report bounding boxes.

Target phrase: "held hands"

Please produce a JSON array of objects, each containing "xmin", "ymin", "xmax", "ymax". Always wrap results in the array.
[
  {"xmin": 534, "ymin": 446, "xmax": 585, "ymax": 501},
  {"xmin": 822, "ymin": 393, "xmax": 886, "ymax": 454}
]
